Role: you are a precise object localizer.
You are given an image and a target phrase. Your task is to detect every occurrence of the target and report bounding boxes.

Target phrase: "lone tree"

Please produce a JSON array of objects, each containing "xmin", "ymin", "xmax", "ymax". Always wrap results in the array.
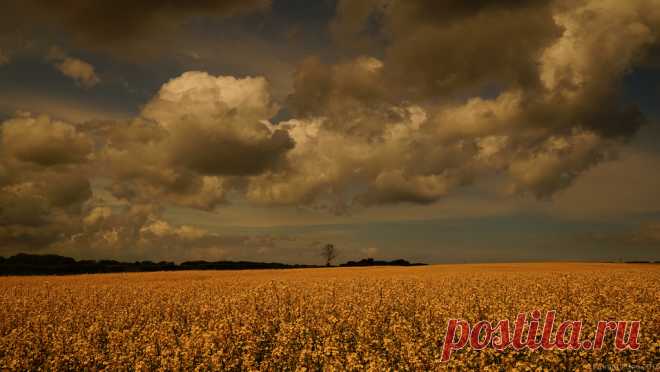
[{"xmin": 321, "ymin": 244, "xmax": 337, "ymax": 267}]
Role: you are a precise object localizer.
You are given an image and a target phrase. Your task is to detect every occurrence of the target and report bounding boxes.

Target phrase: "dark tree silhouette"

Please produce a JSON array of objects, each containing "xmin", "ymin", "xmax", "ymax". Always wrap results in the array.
[{"xmin": 321, "ymin": 244, "xmax": 337, "ymax": 267}]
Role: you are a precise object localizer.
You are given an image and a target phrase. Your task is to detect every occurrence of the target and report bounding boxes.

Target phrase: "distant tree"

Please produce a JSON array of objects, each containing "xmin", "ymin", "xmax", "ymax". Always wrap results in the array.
[{"xmin": 321, "ymin": 244, "xmax": 337, "ymax": 267}]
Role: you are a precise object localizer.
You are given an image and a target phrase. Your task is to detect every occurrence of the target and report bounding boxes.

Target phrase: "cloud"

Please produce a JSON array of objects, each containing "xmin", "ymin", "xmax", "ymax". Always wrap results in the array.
[
  {"xmin": 286, "ymin": 56, "xmax": 394, "ymax": 138},
  {"xmin": 0, "ymin": 49, "xmax": 8, "ymax": 65},
  {"xmin": 53, "ymin": 203, "xmax": 299, "ymax": 262},
  {"xmin": 1, "ymin": 0, "xmax": 271, "ymax": 57},
  {"xmin": 0, "ymin": 112, "xmax": 282, "ymax": 259},
  {"xmin": 506, "ymin": 130, "xmax": 617, "ymax": 198},
  {"xmin": 53, "ymin": 204, "xmax": 218, "ymax": 259},
  {"xmin": 98, "ymin": 71, "xmax": 293, "ymax": 210},
  {"xmin": 260, "ymin": 0, "xmax": 659, "ymax": 207},
  {"xmin": 54, "ymin": 58, "xmax": 101, "ymax": 88},
  {"xmin": 97, "ymin": 119, "xmax": 229, "ymax": 211},
  {"xmin": 359, "ymin": 170, "xmax": 466, "ymax": 206},
  {"xmin": 245, "ymin": 108, "xmax": 433, "ymax": 212},
  {"xmin": 0, "ymin": 90, "xmax": 132, "ymax": 124},
  {"xmin": 142, "ymin": 71, "xmax": 293, "ymax": 175},
  {"xmin": 0, "ymin": 114, "xmax": 93, "ymax": 252},
  {"xmin": 47, "ymin": 47, "xmax": 100, "ymax": 88},
  {"xmin": 1, "ymin": 114, "xmax": 94, "ymax": 166},
  {"xmin": 332, "ymin": 0, "xmax": 560, "ymax": 98},
  {"xmin": 3, "ymin": 0, "xmax": 660, "ymax": 260},
  {"xmin": 63, "ymin": 204, "xmax": 230, "ymax": 254}
]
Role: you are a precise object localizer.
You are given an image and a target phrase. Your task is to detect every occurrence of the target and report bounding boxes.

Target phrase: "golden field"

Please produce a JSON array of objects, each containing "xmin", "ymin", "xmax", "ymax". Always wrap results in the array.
[{"xmin": 0, "ymin": 263, "xmax": 658, "ymax": 371}]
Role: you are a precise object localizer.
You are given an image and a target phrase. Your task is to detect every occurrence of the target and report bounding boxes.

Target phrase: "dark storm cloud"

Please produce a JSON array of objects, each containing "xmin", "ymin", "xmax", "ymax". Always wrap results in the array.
[
  {"xmin": 0, "ymin": 114, "xmax": 93, "ymax": 251},
  {"xmin": 331, "ymin": 0, "xmax": 560, "ymax": 98},
  {"xmin": 286, "ymin": 56, "xmax": 398, "ymax": 138},
  {"xmin": 2, "ymin": 0, "xmax": 270, "ymax": 51},
  {"xmin": 1, "ymin": 114, "xmax": 93, "ymax": 166},
  {"xmin": 0, "ymin": 111, "xmax": 285, "ymax": 258},
  {"xmin": 271, "ymin": 0, "xmax": 660, "ymax": 207},
  {"xmin": 166, "ymin": 124, "xmax": 293, "ymax": 176}
]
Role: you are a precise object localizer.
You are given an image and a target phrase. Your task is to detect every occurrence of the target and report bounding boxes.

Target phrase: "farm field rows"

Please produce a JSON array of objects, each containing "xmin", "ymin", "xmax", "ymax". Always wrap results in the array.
[{"xmin": 0, "ymin": 263, "xmax": 658, "ymax": 370}]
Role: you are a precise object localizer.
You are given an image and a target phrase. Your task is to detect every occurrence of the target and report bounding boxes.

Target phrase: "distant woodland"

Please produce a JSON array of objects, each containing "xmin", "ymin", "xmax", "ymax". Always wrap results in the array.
[{"xmin": 0, "ymin": 253, "xmax": 427, "ymax": 275}]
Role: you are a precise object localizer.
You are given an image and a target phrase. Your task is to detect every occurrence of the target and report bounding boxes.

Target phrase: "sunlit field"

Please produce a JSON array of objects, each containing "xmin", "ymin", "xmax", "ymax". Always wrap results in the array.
[{"xmin": 1, "ymin": 264, "xmax": 658, "ymax": 370}]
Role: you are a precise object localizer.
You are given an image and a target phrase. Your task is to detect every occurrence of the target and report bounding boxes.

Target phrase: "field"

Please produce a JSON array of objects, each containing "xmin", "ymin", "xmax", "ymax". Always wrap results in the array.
[{"xmin": 0, "ymin": 263, "xmax": 658, "ymax": 371}]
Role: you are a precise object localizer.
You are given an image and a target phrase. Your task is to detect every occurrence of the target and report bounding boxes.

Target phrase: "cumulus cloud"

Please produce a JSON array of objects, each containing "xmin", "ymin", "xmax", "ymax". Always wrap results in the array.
[
  {"xmin": 0, "ymin": 114, "xmax": 93, "ymax": 252},
  {"xmin": 55, "ymin": 58, "xmax": 100, "ymax": 88},
  {"xmin": 1, "ymin": 114, "xmax": 94, "ymax": 166},
  {"xmin": 269, "ymin": 0, "xmax": 659, "ymax": 207},
  {"xmin": 3, "ymin": 0, "xmax": 660, "ymax": 259},
  {"xmin": 47, "ymin": 47, "xmax": 100, "ymax": 88},
  {"xmin": 245, "ymin": 107, "xmax": 432, "ymax": 212},
  {"xmin": 53, "ymin": 203, "xmax": 298, "ymax": 262},
  {"xmin": 58, "ymin": 204, "xmax": 229, "ymax": 259},
  {"xmin": 142, "ymin": 72, "xmax": 292, "ymax": 175},
  {"xmin": 507, "ymin": 130, "xmax": 617, "ymax": 198},
  {"xmin": 98, "ymin": 71, "xmax": 293, "ymax": 210},
  {"xmin": 0, "ymin": 112, "xmax": 281, "ymax": 259},
  {"xmin": 286, "ymin": 56, "xmax": 395, "ymax": 138}
]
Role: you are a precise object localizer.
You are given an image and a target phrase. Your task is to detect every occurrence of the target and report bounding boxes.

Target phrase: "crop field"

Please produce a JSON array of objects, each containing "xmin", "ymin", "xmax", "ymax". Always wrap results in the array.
[{"xmin": 0, "ymin": 263, "xmax": 658, "ymax": 371}]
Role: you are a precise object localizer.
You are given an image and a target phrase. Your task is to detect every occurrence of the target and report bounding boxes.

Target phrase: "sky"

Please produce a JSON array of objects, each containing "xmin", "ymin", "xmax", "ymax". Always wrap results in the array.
[{"xmin": 1, "ymin": 0, "xmax": 659, "ymax": 264}]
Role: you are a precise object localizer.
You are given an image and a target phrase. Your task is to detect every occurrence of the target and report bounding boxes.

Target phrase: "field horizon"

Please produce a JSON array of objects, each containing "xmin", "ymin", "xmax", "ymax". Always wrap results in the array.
[
  {"xmin": 2, "ymin": 251, "xmax": 657, "ymax": 277},
  {"xmin": 5, "ymin": 261, "xmax": 660, "ymax": 274}
]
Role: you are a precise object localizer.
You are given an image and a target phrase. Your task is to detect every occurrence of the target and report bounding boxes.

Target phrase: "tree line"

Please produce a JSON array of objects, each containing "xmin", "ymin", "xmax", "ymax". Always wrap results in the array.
[{"xmin": 0, "ymin": 252, "xmax": 426, "ymax": 276}]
